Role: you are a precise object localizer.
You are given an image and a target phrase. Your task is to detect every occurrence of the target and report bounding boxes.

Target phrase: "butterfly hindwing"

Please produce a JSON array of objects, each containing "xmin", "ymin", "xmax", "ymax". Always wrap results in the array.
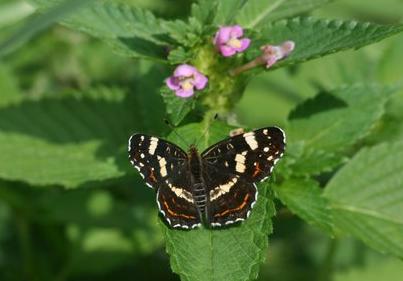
[
  {"xmin": 201, "ymin": 127, "xmax": 285, "ymax": 226},
  {"xmin": 157, "ymin": 186, "xmax": 201, "ymax": 229},
  {"xmin": 203, "ymin": 165, "xmax": 258, "ymax": 226},
  {"xmin": 128, "ymin": 134, "xmax": 201, "ymax": 229}
]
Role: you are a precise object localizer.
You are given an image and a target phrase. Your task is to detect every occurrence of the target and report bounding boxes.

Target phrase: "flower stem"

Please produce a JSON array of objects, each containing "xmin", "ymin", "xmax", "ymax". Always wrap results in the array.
[{"xmin": 229, "ymin": 57, "xmax": 266, "ymax": 76}]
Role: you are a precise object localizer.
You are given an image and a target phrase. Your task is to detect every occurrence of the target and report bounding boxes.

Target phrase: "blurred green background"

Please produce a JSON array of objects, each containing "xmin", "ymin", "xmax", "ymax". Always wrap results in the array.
[{"xmin": 0, "ymin": 0, "xmax": 403, "ymax": 280}]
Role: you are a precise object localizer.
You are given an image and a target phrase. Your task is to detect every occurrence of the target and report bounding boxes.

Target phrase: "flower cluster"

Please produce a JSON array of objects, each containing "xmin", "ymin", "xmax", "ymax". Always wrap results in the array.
[{"xmin": 165, "ymin": 25, "xmax": 295, "ymax": 98}]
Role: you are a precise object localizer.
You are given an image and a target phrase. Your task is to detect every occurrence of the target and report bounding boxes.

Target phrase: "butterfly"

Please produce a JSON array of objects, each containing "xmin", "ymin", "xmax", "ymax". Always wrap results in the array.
[{"xmin": 128, "ymin": 127, "xmax": 285, "ymax": 229}]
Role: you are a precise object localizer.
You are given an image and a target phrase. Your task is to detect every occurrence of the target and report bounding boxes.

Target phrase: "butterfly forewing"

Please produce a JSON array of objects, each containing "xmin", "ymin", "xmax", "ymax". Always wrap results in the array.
[
  {"xmin": 201, "ymin": 127, "xmax": 285, "ymax": 226},
  {"xmin": 128, "ymin": 134, "xmax": 201, "ymax": 229}
]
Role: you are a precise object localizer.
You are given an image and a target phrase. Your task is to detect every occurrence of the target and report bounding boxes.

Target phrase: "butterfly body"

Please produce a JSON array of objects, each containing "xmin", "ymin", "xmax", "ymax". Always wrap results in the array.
[
  {"xmin": 187, "ymin": 145, "xmax": 209, "ymax": 223},
  {"xmin": 128, "ymin": 127, "xmax": 285, "ymax": 229}
]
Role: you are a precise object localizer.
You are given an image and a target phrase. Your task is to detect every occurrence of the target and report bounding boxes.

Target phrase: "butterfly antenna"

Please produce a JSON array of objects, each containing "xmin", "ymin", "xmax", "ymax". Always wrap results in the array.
[
  {"xmin": 164, "ymin": 119, "xmax": 190, "ymax": 148},
  {"xmin": 194, "ymin": 113, "xmax": 218, "ymax": 148}
]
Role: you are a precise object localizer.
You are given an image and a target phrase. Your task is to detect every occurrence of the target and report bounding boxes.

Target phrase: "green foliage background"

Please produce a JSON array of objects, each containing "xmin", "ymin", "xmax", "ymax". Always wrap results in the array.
[{"xmin": 0, "ymin": 0, "xmax": 403, "ymax": 281}]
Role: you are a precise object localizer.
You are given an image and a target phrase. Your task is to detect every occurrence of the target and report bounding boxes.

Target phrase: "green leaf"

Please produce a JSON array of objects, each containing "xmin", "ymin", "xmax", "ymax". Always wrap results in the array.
[
  {"xmin": 167, "ymin": 47, "xmax": 192, "ymax": 64},
  {"xmin": 191, "ymin": 0, "xmax": 217, "ymax": 25},
  {"xmin": 247, "ymin": 17, "xmax": 403, "ymax": 70},
  {"xmin": 273, "ymin": 178, "xmax": 334, "ymax": 234},
  {"xmin": 324, "ymin": 141, "xmax": 403, "ymax": 258},
  {"xmin": 0, "ymin": 64, "xmax": 21, "ymax": 106},
  {"xmin": 162, "ymin": 18, "xmax": 203, "ymax": 47},
  {"xmin": 286, "ymin": 84, "xmax": 393, "ymax": 175},
  {"xmin": 162, "ymin": 122, "xmax": 276, "ymax": 281},
  {"xmin": 31, "ymin": 0, "xmax": 169, "ymax": 60},
  {"xmin": 213, "ymin": 0, "xmax": 248, "ymax": 25},
  {"xmin": 0, "ymin": 0, "xmax": 96, "ymax": 57},
  {"xmin": 236, "ymin": 0, "xmax": 331, "ymax": 28},
  {"xmin": 0, "ymin": 85, "xmax": 163, "ymax": 188},
  {"xmin": 161, "ymin": 87, "xmax": 197, "ymax": 126},
  {"xmin": 0, "ymin": 1, "xmax": 35, "ymax": 29}
]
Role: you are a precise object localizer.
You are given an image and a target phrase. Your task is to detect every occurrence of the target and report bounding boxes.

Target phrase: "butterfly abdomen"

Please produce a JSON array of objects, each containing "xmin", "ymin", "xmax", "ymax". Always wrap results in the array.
[{"xmin": 188, "ymin": 147, "xmax": 208, "ymax": 213}]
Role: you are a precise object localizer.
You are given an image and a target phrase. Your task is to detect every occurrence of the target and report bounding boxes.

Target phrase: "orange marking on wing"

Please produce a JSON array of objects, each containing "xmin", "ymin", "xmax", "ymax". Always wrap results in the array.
[
  {"xmin": 149, "ymin": 169, "xmax": 157, "ymax": 183},
  {"xmin": 252, "ymin": 163, "xmax": 262, "ymax": 178},
  {"xmin": 163, "ymin": 200, "xmax": 196, "ymax": 219},
  {"xmin": 214, "ymin": 193, "xmax": 250, "ymax": 218}
]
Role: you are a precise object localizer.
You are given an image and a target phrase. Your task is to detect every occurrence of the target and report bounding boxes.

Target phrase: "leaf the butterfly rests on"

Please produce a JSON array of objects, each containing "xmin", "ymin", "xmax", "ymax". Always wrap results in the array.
[{"xmin": 128, "ymin": 127, "xmax": 285, "ymax": 229}]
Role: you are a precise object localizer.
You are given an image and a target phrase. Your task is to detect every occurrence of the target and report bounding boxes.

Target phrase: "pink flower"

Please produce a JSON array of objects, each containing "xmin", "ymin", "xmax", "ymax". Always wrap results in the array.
[
  {"xmin": 213, "ymin": 25, "xmax": 251, "ymax": 57},
  {"xmin": 261, "ymin": 41, "xmax": 295, "ymax": 68},
  {"xmin": 166, "ymin": 64, "xmax": 208, "ymax": 98}
]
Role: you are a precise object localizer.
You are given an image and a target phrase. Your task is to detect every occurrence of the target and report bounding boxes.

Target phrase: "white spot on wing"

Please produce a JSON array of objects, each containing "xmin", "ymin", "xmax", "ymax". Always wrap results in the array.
[
  {"xmin": 236, "ymin": 162, "xmax": 246, "ymax": 173},
  {"xmin": 209, "ymin": 177, "xmax": 238, "ymax": 201},
  {"xmin": 235, "ymin": 154, "xmax": 246, "ymax": 163},
  {"xmin": 159, "ymin": 157, "xmax": 167, "ymax": 177},
  {"xmin": 149, "ymin": 137, "xmax": 158, "ymax": 155},
  {"xmin": 168, "ymin": 183, "xmax": 194, "ymax": 203},
  {"xmin": 234, "ymin": 153, "xmax": 246, "ymax": 173}
]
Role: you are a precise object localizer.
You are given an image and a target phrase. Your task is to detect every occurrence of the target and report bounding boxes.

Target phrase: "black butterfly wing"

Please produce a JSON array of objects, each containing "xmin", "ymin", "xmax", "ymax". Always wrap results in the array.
[
  {"xmin": 201, "ymin": 127, "xmax": 285, "ymax": 227},
  {"xmin": 128, "ymin": 134, "xmax": 201, "ymax": 229}
]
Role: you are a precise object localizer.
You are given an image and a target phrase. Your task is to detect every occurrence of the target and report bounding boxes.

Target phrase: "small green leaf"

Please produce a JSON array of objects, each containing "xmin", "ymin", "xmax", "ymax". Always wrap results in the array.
[
  {"xmin": 247, "ymin": 17, "xmax": 403, "ymax": 70},
  {"xmin": 161, "ymin": 87, "xmax": 197, "ymax": 126},
  {"xmin": 167, "ymin": 47, "xmax": 192, "ymax": 64},
  {"xmin": 324, "ymin": 141, "xmax": 403, "ymax": 258},
  {"xmin": 162, "ymin": 122, "xmax": 276, "ymax": 281},
  {"xmin": 236, "ymin": 0, "xmax": 332, "ymax": 28},
  {"xmin": 191, "ymin": 0, "xmax": 217, "ymax": 25},
  {"xmin": 273, "ymin": 178, "xmax": 334, "ymax": 234},
  {"xmin": 162, "ymin": 19, "xmax": 202, "ymax": 47},
  {"xmin": 287, "ymin": 84, "xmax": 393, "ymax": 175},
  {"xmin": 213, "ymin": 0, "xmax": 248, "ymax": 25}
]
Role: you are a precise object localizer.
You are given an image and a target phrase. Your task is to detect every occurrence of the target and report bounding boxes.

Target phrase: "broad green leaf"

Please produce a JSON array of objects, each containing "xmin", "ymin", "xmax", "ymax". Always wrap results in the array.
[
  {"xmin": 364, "ymin": 90, "xmax": 403, "ymax": 146},
  {"xmin": 287, "ymin": 84, "xmax": 393, "ymax": 175},
  {"xmin": 236, "ymin": 0, "xmax": 332, "ymax": 28},
  {"xmin": 30, "ymin": 0, "xmax": 169, "ymax": 60},
  {"xmin": 162, "ymin": 122, "xmax": 276, "ymax": 281},
  {"xmin": 317, "ymin": 0, "xmax": 403, "ymax": 21},
  {"xmin": 0, "ymin": 85, "xmax": 164, "ymax": 188},
  {"xmin": 0, "ymin": 0, "xmax": 96, "ymax": 57},
  {"xmin": 134, "ymin": 63, "xmax": 170, "ymax": 134},
  {"xmin": 247, "ymin": 17, "xmax": 403, "ymax": 71},
  {"xmin": 0, "ymin": 1, "xmax": 35, "ymax": 28},
  {"xmin": 324, "ymin": 141, "xmax": 403, "ymax": 258},
  {"xmin": 273, "ymin": 178, "xmax": 334, "ymax": 234},
  {"xmin": 377, "ymin": 33, "xmax": 403, "ymax": 84}
]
